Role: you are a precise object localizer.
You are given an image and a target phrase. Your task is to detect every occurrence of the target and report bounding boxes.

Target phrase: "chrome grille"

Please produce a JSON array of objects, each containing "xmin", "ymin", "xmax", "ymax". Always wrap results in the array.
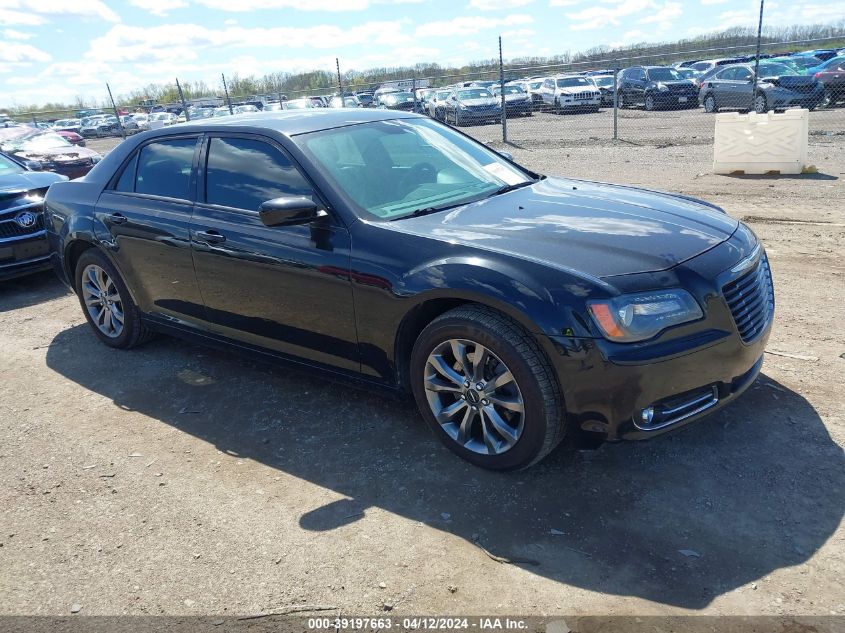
[
  {"xmin": 722, "ymin": 253, "xmax": 775, "ymax": 344},
  {"xmin": 570, "ymin": 91, "xmax": 594, "ymax": 100}
]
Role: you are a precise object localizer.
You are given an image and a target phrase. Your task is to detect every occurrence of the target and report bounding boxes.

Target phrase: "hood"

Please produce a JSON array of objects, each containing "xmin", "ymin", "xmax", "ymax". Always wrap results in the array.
[
  {"xmin": 0, "ymin": 169, "xmax": 66, "ymax": 194},
  {"xmin": 761, "ymin": 74, "xmax": 817, "ymax": 89},
  {"xmin": 558, "ymin": 86, "xmax": 598, "ymax": 94},
  {"xmin": 459, "ymin": 98, "xmax": 499, "ymax": 106},
  {"xmin": 502, "ymin": 93, "xmax": 529, "ymax": 101},
  {"xmin": 391, "ymin": 177, "xmax": 738, "ymax": 278},
  {"xmin": 649, "ymin": 80, "xmax": 695, "ymax": 88},
  {"xmin": 11, "ymin": 145, "xmax": 99, "ymax": 162}
]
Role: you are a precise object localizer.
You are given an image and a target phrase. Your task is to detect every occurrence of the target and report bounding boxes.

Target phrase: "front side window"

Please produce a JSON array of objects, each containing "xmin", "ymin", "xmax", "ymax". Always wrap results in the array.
[
  {"xmin": 135, "ymin": 138, "xmax": 196, "ymax": 200},
  {"xmin": 297, "ymin": 118, "xmax": 533, "ymax": 221},
  {"xmin": 205, "ymin": 137, "xmax": 313, "ymax": 212}
]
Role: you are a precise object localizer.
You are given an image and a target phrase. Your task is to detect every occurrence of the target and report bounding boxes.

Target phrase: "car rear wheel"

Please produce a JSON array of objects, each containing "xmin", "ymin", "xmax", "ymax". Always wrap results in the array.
[
  {"xmin": 645, "ymin": 94, "xmax": 655, "ymax": 111},
  {"xmin": 75, "ymin": 249, "xmax": 154, "ymax": 349},
  {"xmin": 821, "ymin": 88, "xmax": 833, "ymax": 108},
  {"xmin": 410, "ymin": 305, "xmax": 566, "ymax": 470},
  {"xmin": 754, "ymin": 93, "xmax": 767, "ymax": 114},
  {"xmin": 617, "ymin": 93, "xmax": 625, "ymax": 109},
  {"xmin": 704, "ymin": 94, "xmax": 718, "ymax": 113}
]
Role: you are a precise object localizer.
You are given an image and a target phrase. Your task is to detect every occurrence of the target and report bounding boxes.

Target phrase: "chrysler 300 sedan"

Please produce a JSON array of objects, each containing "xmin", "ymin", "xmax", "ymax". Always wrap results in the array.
[{"xmin": 45, "ymin": 110, "xmax": 774, "ymax": 470}]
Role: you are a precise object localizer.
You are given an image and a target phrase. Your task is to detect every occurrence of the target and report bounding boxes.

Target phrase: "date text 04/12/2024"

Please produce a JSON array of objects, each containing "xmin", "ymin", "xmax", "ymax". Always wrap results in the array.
[{"xmin": 306, "ymin": 618, "xmax": 531, "ymax": 630}]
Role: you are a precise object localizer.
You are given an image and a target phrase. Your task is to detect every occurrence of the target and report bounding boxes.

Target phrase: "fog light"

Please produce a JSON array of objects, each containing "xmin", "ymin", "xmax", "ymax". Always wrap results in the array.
[{"xmin": 640, "ymin": 406, "xmax": 655, "ymax": 425}]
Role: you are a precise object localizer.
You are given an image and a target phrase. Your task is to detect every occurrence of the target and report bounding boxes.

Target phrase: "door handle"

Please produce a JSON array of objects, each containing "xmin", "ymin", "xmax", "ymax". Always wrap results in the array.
[
  {"xmin": 195, "ymin": 229, "xmax": 226, "ymax": 244},
  {"xmin": 107, "ymin": 212, "xmax": 127, "ymax": 224}
]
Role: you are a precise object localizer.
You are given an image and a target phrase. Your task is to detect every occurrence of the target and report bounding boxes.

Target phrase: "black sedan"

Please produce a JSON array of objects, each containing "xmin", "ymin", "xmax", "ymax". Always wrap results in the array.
[
  {"xmin": 1, "ymin": 151, "xmax": 67, "ymax": 280},
  {"xmin": 45, "ymin": 110, "xmax": 773, "ymax": 470},
  {"xmin": 617, "ymin": 66, "xmax": 699, "ymax": 110},
  {"xmin": 699, "ymin": 62, "xmax": 825, "ymax": 113}
]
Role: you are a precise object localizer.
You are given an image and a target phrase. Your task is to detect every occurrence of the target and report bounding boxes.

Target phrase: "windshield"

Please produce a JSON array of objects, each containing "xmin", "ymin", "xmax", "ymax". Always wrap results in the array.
[
  {"xmin": 785, "ymin": 56, "xmax": 821, "ymax": 69},
  {"xmin": 556, "ymin": 77, "xmax": 590, "ymax": 88},
  {"xmin": 494, "ymin": 86, "xmax": 525, "ymax": 95},
  {"xmin": 592, "ymin": 76, "xmax": 614, "ymax": 86},
  {"xmin": 1, "ymin": 131, "xmax": 72, "ymax": 151},
  {"xmin": 646, "ymin": 68, "xmax": 682, "ymax": 81},
  {"xmin": 284, "ymin": 99, "xmax": 311, "ymax": 109},
  {"xmin": 297, "ymin": 118, "xmax": 533, "ymax": 221},
  {"xmin": 457, "ymin": 88, "xmax": 493, "ymax": 100},
  {"xmin": 435, "ymin": 91, "xmax": 451, "ymax": 99},
  {"xmin": 758, "ymin": 62, "xmax": 795, "ymax": 77},
  {"xmin": 0, "ymin": 153, "xmax": 24, "ymax": 174},
  {"xmin": 383, "ymin": 92, "xmax": 414, "ymax": 103}
]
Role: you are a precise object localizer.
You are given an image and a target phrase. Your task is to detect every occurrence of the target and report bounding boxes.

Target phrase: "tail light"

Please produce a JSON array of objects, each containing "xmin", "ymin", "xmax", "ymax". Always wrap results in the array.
[{"xmin": 814, "ymin": 72, "xmax": 821, "ymax": 79}]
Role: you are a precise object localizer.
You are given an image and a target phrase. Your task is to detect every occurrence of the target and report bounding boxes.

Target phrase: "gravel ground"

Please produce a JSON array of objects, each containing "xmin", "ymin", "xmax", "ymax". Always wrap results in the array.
[{"xmin": 1, "ymin": 117, "xmax": 844, "ymax": 618}]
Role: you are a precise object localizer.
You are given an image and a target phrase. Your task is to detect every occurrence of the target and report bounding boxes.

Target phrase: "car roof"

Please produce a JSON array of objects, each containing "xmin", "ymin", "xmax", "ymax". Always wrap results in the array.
[{"xmin": 158, "ymin": 109, "xmax": 421, "ymax": 137}]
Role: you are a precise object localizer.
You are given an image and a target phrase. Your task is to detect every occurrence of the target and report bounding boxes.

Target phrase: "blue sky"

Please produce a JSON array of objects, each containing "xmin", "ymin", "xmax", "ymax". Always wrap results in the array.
[{"xmin": 0, "ymin": 0, "xmax": 841, "ymax": 108}]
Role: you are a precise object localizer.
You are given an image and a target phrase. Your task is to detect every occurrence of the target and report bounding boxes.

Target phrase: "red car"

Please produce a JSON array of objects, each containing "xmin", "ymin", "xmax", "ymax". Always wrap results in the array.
[
  {"xmin": 0, "ymin": 127, "xmax": 101, "ymax": 179},
  {"xmin": 55, "ymin": 130, "xmax": 86, "ymax": 147},
  {"xmin": 815, "ymin": 62, "xmax": 845, "ymax": 107}
]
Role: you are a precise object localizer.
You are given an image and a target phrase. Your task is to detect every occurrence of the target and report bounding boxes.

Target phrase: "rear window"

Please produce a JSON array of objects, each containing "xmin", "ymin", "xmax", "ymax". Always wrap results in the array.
[{"xmin": 135, "ymin": 138, "xmax": 196, "ymax": 200}]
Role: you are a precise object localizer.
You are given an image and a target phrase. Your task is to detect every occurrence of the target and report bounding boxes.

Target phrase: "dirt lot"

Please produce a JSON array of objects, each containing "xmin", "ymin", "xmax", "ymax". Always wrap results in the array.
[{"xmin": 1, "ymin": 120, "xmax": 844, "ymax": 618}]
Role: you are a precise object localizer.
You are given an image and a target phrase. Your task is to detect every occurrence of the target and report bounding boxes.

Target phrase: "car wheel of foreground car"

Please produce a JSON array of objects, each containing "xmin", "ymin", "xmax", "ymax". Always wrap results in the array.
[
  {"xmin": 754, "ymin": 93, "xmax": 767, "ymax": 114},
  {"xmin": 410, "ymin": 305, "xmax": 565, "ymax": 471},
  {"xmin": 75, "ymin": 249, "xmax": 154, "ymax": 349},
  {"xmin": 704, "ymin": 94, "xmax": 718, "ymax": 113}
]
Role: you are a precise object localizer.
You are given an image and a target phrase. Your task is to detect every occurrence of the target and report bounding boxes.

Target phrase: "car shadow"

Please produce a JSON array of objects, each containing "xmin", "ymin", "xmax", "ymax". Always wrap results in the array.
[
  {"xmin": 0, "ymin": 271, "xmax": 70, "ymax": 313},
  {"xmin": 45, "ymin": 324, "xmax": 844, "ymax": 610},
  {"xmin": 722, "ymin": 172, "xmax": 839, "ymax": 181}
]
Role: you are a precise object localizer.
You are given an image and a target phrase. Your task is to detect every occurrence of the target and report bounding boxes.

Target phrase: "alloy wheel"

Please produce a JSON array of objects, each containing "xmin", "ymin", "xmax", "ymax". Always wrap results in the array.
[
  {"xmin": 81, "ymin": 264, "xmax": 125, "ymax": 338},
  {"xmin": 423, "ymin": 338, "xmax": 525, "ymax": 456},
  {"xmin": 704, "ymin": 95, "xmax": 716, "ymax": 113},
  {"xmin": 645, "ymin": 95, "xmax": 654, "ymax": 111},
  {"xmin": 754, "ymin": 94, "xmax": 767, "ymax": 114}
]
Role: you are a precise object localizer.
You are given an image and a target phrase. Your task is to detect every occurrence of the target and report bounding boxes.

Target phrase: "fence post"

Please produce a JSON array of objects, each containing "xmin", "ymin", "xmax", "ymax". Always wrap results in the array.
[
  {"xmin": 106, "ymin": 83, "xmax": 126, "ymax": 139},
  {"xmin": 751, "ymin": 0, "xmax": 765, "ymax": 113},
  {"xmin": 499, "ymin": 35, "xmax": 507, "ymax": 143},
  {"xmin": 176, "ymin": 78, "xmax": 190, "ymax": 121},
  {"xmin": 336, "ymin": 58, "xmax": 343, "ymax": 95},
  {"xmin": 412, "ymin": 76, "xmax": 418, "ymax": 113},
  {"xmin": 31, "ymin": 113, "xmax": 38, "ymax": 128},
  {"xmin": 613, "ymin": 61, "xmax": 619, "ymax": 140},
  {"xmin": 222, "ymin": 73, "xmax": 233, "ymax": 114},
  {"xmin": 277, "ymin": 80, "xmax": 285, "ymax": 106}
]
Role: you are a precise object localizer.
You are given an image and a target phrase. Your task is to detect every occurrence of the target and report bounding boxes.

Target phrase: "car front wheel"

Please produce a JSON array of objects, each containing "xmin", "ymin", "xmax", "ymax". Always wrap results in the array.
[
  {"xmin": 704, "ymin": 94, "xmax": 718, "ymax": 113},
  {"xmin": 754, "ymin": 93, "xmax": 767, "ymax": 114},
  {"xmin": 410, "ymin": 305, "xmax": 566, "ymax": 470},
  {"xmin": 75, "ymin": 249, "xmax": 154, "ymax": 349},
  {"xmin": 645, "ymin": 94, "xmax": 655, "ymax": 111}
]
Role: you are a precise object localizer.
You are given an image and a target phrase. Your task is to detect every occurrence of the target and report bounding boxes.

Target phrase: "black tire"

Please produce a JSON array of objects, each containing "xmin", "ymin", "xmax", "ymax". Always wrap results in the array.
[
  {"xmin": 645, "ymin": 94, "xmax": 655, "ymax": 111},
  {"xmin": 554, "ymin": 97, "xmax": 561, "ymax": 114},
  {"xmin": 617, "ymin": 93, "xmax": 625, "ymax": 109},
  {"xmin": 821, "ymin": 88, "xmax": 833, "ymax": 108},
  {"xmin": 75, "ymin": 249, "xmax": 154, "ymax": 349},
  {"xmin": 704, "ymin": 94, "xmax": 718, "ymax": 113},
  {"xmin": 754, "ymin": 92, "xmax": 767, "ymax": 114},
  {"xmin": 410, "ymin": 305, "xmax": 566, "ymax": 470}
]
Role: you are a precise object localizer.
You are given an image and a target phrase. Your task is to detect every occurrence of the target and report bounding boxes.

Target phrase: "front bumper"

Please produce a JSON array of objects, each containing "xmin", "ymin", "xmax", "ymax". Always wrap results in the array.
[
  {"xmin": 540, "ymin": 233, "xmax": 773, "ymax": 441},
  {"xmin": 0, "ymin": 234, "xmax": 51, "ymax": 281},
  {"xmin": 769, "ymin": 88, "xmax": 824, "ymax": 109},
  {"xmin": 652, "ymin": 91, "xmax": 698, "ymax": 107},
  {"xmin": 503, "ymin": 101, "xmax": 533, "ymax": 114}
]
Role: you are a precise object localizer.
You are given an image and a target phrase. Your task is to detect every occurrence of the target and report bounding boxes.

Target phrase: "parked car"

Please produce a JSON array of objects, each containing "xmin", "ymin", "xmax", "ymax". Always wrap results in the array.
[
  {"xmin": 356, "ymin": 92, "xmax": 375, "ymax": 108},
  {"xmin": 378, "ymin": 91, "xmax": 417, "ymax": 112},
  {"xmin": 617, "ymin": 66, "xmax": 699, "ymax": 110},
  {"xmin": 587, "ymin": 74, "xmax": 616, "ymax": 106},
  {"xmin": 687, "ymin": 58, "xmax": 745, "ymax": 74},
  {"xmin": 55, "ymin": 130, "xmax": 86, "ymax": 147},
  {"xmin": 537, "ymin": 75, "xmax": 601, "ymax": 113},
  {"xmin": 149, "ymin": 112, "xmax": 178, "ymax": 127},
  {"xmin": 281, "ymin": 99, "xmax": 316, "ymax": 110},
  {"xmin": 80, "ymin": 115, "xmax": 121, "ymax": 138},
  {"xmin": 698, "ymin": 61, "xmax": 824, "ymax": 113},
  {"xmin": 45, "ymin": 109, "xmax": 774, "ymax": 470},
  {"xmin": 815, "ymin": 61, "xmax": 845, "ymax": 107},
  {"xmin": 769, "ymin": 55, "xmax": 822, "ymax": 74},
  {"xmin": 514, "ymin": 79, "xmax": 545, "ymax": 109},
  {"xmin": 805, "ymin": 55, "xmax": 845, "ymax": 77},
  {"xmin": 443, "ymin": 87, "xmax": 501, "ymax": 125},
  {"xmin": 0, "ymin": 150, "xmax": 67, "ymax": 280},
  {"xmin": 426, "ymin": 89, "xmax": 452, "ymax": 120},
  {"xmin": 0, "ymin": 128, "xmax": 101, "ymax": 179},
  {"xmin": 794, "ymin": 49, "xmax": 838, "ymax": 62},
  {"xmin": 329, "ymin": 96, "xmax": 362, "ymax": 108},
  {"xmin": 52, "ymin": 119, "xmax": 82, "ymax": 134},
  {"xmin": 490, "ymin": 84, "xmax": 532, "ymax": 116},
  {"xmin": 120, "ymin": 116, "xmax": 140, "ymax": 134}
]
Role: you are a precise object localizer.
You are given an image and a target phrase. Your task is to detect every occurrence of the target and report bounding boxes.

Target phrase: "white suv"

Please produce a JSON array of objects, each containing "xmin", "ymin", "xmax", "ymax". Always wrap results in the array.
[{"xmin": 537, "ymin": 75, "xmax": 601, "ymax": 113}]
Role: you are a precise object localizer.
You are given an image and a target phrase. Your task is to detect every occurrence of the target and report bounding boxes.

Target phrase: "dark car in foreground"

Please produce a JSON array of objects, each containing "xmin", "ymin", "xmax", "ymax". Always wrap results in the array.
[
  {"xmin": 45, "ymin": 110, "xmax": 773, "ymax": 470},
  {"xmin": 1, "ymin": 151, "xmax": 67, "ymax": 280},
  {"xmin": 699, "ymin": 62, "xmax": 824, "ymax": 113},
  {"xmin": 0, "ymin": 128, "xmax": 101, "ymax": 179},
  {"xmin": 617, "ymin": 66, "xmax": 699, "ymax": 110}
]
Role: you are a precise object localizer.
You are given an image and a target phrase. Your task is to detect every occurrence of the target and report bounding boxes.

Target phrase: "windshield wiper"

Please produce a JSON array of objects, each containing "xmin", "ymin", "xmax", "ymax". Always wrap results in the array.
[
  {"xmin": 490, "ymin": 179, "xmax": 536, "ymax": 197},
  {"xmin": 389, "ymin": 204, "xmax": 455, "ymax": 221}
]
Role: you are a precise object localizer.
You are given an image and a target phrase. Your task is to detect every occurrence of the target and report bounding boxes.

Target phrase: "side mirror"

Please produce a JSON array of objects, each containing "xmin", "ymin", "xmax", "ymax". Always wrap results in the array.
[
  {"xmin": 451, "ymin": 96, "xmax": 457, "ymax": 101},
  {"xmin": 25, "ymin": 160, "xmax": 43, "ymax": 171},
  {"xmin": 259, "ymin": 197, "xmax": 327, "ymax": 227},
  {"xmin": 499, "ymin": 151, "xmax": 514, "ymax": 161}
]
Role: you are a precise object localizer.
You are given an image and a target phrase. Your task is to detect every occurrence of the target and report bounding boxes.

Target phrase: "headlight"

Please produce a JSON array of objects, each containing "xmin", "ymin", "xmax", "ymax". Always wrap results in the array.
[
  {"xmin": 587, "ymin": 289, "xmax": 703, "ymax": 342},
  {"xmin": 656, "ymin": 83, "xmax": 669, "ymax": 91}
]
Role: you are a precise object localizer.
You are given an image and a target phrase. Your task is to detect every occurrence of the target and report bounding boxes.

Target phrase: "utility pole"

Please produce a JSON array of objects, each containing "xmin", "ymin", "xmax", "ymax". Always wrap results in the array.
[
  {"xmin": 222, "ymin": 73, "xmax": 233, "ymax": 114},
  {"xmin": 751, "ymin": 0, "xmax": 765, "ymax": 113},
  {"xmin": 336, "ymin": 58, "xmax": 343, "ymax": 95},
  {"xmin": 613, "ymin": 60, "xmax": 619, "ymax": 140},
  {"xmin": 106, "ymin": 83, "xmax": 126, "ymax": 138},
  {"xmin": 175, "ymin": 78, "xmax": 190, "ymax": 121}
]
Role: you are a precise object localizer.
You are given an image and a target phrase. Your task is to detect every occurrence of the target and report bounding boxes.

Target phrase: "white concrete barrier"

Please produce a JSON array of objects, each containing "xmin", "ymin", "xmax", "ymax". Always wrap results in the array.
[{"xmin": 713, "ymin": 109, "xmax": 809, "ymax": 175}]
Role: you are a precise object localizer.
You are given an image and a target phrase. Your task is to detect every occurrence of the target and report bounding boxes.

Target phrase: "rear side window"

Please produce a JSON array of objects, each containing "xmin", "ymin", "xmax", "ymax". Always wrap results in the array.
[
  {"xmin": 114, "ymin": 153, "xmax": 138, "ymax": 193},
  {"xmin": 135, "ymin": 138, "xmax": 197, "ymax": 200},
  {"xmin": 204, "ymin": 137, "xmax": 313, "ymax": 212}
]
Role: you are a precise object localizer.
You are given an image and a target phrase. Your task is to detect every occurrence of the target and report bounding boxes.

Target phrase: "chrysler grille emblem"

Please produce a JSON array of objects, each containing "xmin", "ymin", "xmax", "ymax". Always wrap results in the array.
[{"xmin": 14, "ymin": 211, "xmax": 37, "ymax": 229}]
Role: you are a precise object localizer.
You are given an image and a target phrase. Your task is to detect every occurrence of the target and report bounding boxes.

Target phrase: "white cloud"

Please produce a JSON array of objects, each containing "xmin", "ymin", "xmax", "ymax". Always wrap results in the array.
[
  {"xmin": 566, "ymin": 0, "xmax": 681, "ymax": 30},
  {"xmin": 2, "ymin": 27, "xmax": 31, "ymax": 38},
  {"xmin": 415, "ymin": 14, "xmax": 532, "ymax": 37},
  {"xmin": 468, "ymin": 0, "xmax": 533, "ymax": 9},
  {"xmin": 128, "ymin": 0, "xmax": 189, "ymax": 17},
  {"xmin": 549, "ymin": 0, "xmax": 579, "ymax": 6},
  {"xmin": 0, "ymin": 0, "xmax": 120, "ymax": 23},
  {"xmin": 0, "ymin": 40, "xmax": 50, "ymax": 63},
  {"xmin": 700, "ymin": 0, "xmax": 728, "ymax": 4},
  {"xmin": 192, "ymin": 0, "xmax": 369, "ymax": 10}
]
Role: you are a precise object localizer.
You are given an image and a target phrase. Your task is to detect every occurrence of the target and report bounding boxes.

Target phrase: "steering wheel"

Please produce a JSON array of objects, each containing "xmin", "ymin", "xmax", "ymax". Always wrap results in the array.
[{"xmin": 398, "ymin": 162, "xmax": 437, "ymax": 192}]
